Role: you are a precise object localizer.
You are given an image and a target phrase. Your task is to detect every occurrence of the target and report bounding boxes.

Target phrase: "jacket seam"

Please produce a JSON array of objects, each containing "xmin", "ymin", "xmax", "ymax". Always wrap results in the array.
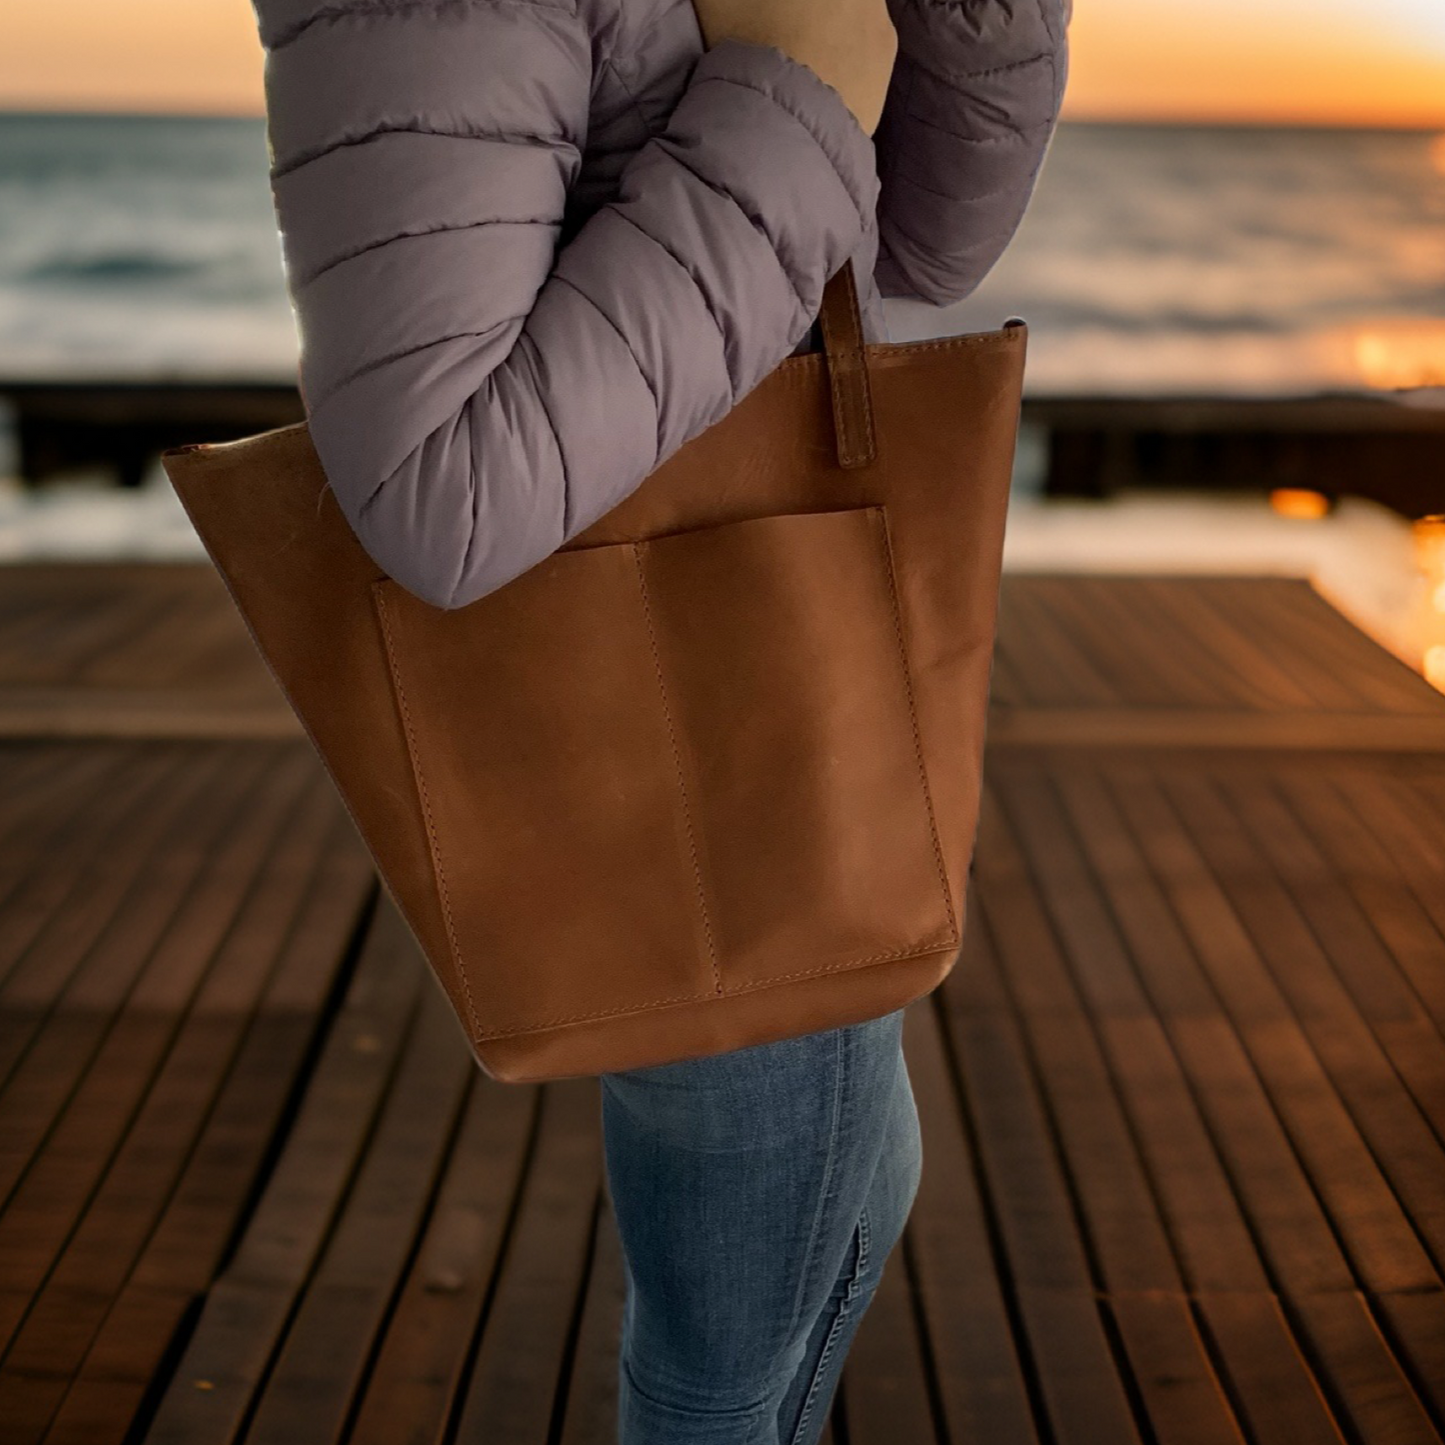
[
  {"xmin": 449, "ymin": 408, "xmax": 479, "ymax": 608},
  {"xmin": 296, "ymin": 215, "xmax": 560, "ymax": 288},
  {"xmin": 609, "ymin": 208, "xmax": 735, "ymax": 407},
  {"xmin": 321, "ymin": 318, "xmax": 527, "ymax": 427},
  {"xmin": 904, "ymin": 49, "xmax": 1054, "ymax": 90},
  {"xmin": 516, "ymin": 328, "xmax": 574, "ymax": 541},
  {"xmin": 272, "ymin": 125, "xmax": 578, "ymax": 181},
  {"xmin": 896, "ymin": 105, "xmax": 1052, "ymax": 146},
  {"xmin": 267, "ymin": 0, "xmax": 575, "ymax": 52},
  {"xmin": 691, "ymin": 74, "xmax": 872, "ymax": 230},
  {"xmin": 650, "ymin": 141, "xmax": 810, "ymax": 319},
  {"xmin": 549, "ymin": 271, "xmax": 663, "ymax": 456}
]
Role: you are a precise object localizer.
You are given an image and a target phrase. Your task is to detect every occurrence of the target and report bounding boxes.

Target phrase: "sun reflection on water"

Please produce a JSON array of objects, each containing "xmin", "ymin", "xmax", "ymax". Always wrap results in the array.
[{"xmin": 1353, "ymin": 323, "xmax": 1445, "ymax": 390}]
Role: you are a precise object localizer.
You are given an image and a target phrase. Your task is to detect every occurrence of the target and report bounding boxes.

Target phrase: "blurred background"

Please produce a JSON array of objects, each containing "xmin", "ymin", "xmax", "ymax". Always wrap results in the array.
[
  {"xmin": 3, "ymin": 12, "xmax": 1444, "ymax": 1439},
  {"xmin": 0, "ymin": 0, "xmax": 1443, "ymax": 681}
]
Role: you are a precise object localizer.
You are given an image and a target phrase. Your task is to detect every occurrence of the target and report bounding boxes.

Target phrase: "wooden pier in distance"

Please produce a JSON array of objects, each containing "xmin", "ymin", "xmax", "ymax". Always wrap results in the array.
[{"xmin": 0, "ymin": 563, "xmax": 1442, "ymax": 1444}]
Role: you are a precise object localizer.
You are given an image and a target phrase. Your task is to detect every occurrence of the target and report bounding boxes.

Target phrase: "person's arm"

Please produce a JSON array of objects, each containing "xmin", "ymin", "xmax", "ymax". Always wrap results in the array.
[
  {"xmin": 256, "ymin": 2, "xmax": 880, "ymax": 610},
  {"xmin": 871, "ymin": 0, "xmax": 1071, "ymax": 305}
]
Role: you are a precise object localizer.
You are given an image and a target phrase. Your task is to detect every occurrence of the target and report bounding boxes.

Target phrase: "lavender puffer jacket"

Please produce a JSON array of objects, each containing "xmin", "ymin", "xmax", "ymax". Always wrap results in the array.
[{"xmin": 255, "ymin": 0, "xmax": 1070, "ymax": 609}]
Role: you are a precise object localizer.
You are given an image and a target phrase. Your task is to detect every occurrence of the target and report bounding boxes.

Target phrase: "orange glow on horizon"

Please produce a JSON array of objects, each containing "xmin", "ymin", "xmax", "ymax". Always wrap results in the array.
[
  {"xmin": 1064, "ymin": 1, "xmax": 1445, "ymax": 128},
  {"xmin": 1352, "ymin": 323, "xmax": 1445, "ymax": 391},
  {"xmin": 2, "ymin": 0, "xmax": 1445, "ymax": 126},
  {"xmin": 0, "ymin": 1, "xmax": 264, "ymax": 117}
]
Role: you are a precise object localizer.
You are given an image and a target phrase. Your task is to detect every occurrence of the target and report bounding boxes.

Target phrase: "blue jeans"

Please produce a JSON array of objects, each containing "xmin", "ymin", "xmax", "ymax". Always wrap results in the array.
[{"xmin": 599, "ymin": 1006, "xmax": 923, "ymax": 1444}]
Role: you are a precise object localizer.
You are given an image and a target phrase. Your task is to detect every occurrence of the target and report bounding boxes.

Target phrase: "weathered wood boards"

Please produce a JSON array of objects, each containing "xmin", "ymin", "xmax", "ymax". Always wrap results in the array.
[{"xmin": 0, "ymin": 569, "xmax": 1442, "ymax": 1444}]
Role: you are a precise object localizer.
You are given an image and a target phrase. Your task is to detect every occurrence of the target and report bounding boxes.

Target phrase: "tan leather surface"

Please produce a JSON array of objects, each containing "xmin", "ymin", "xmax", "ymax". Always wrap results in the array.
[{"xmin": 162, "ymin": 266, "xmax": 1026, "ymax": 1081}]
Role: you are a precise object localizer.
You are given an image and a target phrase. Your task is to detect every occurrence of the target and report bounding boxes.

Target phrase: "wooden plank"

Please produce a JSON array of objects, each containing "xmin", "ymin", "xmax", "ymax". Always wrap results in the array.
[
  {"xmin": 1283, "ymin": 767, "xmax": 1445, "ymax": 1038},
  {"xmin": 949, "ymin": 906, "xmax": 1247, "ymax": 1445},
  {"xmin": 1329, "ymin": 769, "xmax": 1445, "ymax": 980},
  {"xmin": 1194, "ymin": 770, "xmax": 1445, "ymax": 1252},
  {"xmin": 1286, "ymin": 1290, "xmax": 1442, "ymax": 1445},
  {"xmin": 0, "ymin": 746, "xmax": 144, "ymax": 934},
  {"xmin": 345, "ymin": 1075, "xmax": 538, "ymax": 1445},
  {"xmin": 985, "ymin": 647, "xmax": 1032, "ymax": 710},
  {"xmin": 1023, "ymin": 577, "xmax": 1191, "ymax": 709},
  {"xmin": 1108, "ymin": 1292, "xmax": 1249, "ymax": 1445},
  {"xmin": 1188, "ymin": 580, "xmax": 1419, "ymax": 715},
  {"xmin": 1232, "ymin": 579, "xmax": 1444, "ymax": 715},
  {"xmin": 556, "ymin": 1202, "xmax": 627, "ymax": 1445},
  {"xmin": 1020, "ymin": 766, "xmax": 1380, "ymax": 1293},
  {"xmin": 994, "ymin": 578, "xmax": 1121, "ymax": 708},
  {"xmin": 985, "ymin": 709, "xmax": 1445, "ymax": 752},
  {"xmin": 40, "ymin": 822, "xmax": 375, "ymax": 1445},
  {"xmin": 0, "ymin": 565, "xmax": 289, "ymax": 737},
  {"xmin": 1056, "ymin": 766, "xmax": 1444, "ymax": 1443},
  {"xmin": 0, "ymin": 691, "xmax": 300, "ymax": 741},
  {"xmin": 0, "ymin": 744, "xmax": 189, "ymax": 1002},
  {"xmin": 451, "ymin": 1076, "xmax": 602, "ymax": 1445},
  {"xmin": 1002, "ymin": 766, "xmax": 1350, "ymax": 1300},
  {"xmin": 1144, "ymin": 770, "xmax": 1442, "ymax": 1288},
  {"xmin": 77, "ymin": 576, "xmax": 234, "ymax": 689},
  {"xmin": 242, "ymin": 980, "xmax": 475, "ymax": 1445},
  {"xmin": 0, "ymin": 746, "xmax": 300, "ymax": 1204},
  {"xmin": 1371, "ymin": 1290, "xmax": 1445, "ymax": 1426},
  {"xmin": 141, "ymin": 897, "xmax": 425, "ymax": 1445},
  {"xmin": 1132, "ymin": 578, "xmax": 1318, "ymax": 712},
  {"xmin": 1068, "ymin": 577, "xmax": 1257, "ymax": 711},
  {"xmin": 950, "ymin": 906, "xmax": 1183, "ymax": 1294},
  {"xmin": 899, "ymin": 996, "xmax": 1039, "ymax": 1445},
  {"xmin": 938, "ymin": 917, "xmax": 1145, "ymax": 1445},
  {"xmin": 0, "ymin": 749, "xmax": 316, "ymax": 1360},
  {"xmin": 0, "ymin": 743, "xmax": 233, "ymax": 1020},
  {"xmin": 0, "ymin": 583, "xmax": 175, "ymax": 691},
  {"xmin": 45, "ymin": 590, "xmax": 184, "ymax": 692},
  {"xmin": 0, "ymin": 746, "xmax": 108, "ymax": 859},
  {"xmin": 991, "ymin": 763, "xmax": 1445, "ymax": 1444},
  {"xmin": 0, "ymin": 769, "xmax": 348, "ymax": 1440},
  {"xmin": 0, "ymin": 746, "xmax": 247, "ymax": 1194},
  {"xmin": 972, "ymin": 784, "xmax": 1269, "ymax": 1294},
  {"xmin": 1193, "ymin": 1292, "xmax": 1348, "ymax": 1445}
]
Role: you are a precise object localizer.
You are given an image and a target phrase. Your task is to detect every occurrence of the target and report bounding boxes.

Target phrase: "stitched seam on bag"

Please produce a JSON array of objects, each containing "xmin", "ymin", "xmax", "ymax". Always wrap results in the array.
[
  {"xmin": 470, "ymin": 935, "xmax": 956, "ymax": 1040},
  {"xmin": 819, "ymin": 265, "xmax": 875, "ymax": 464},
  {"xmin": 770, "ymin": 330, "xmax": 1021, "ymax": 392},
  {"xmin": 875, "ymin": 333, "xmax": 1022, "ymax": 354},
  {"xmin": 372, "ymin": 585, "xmax": 484, "ymax": 1039},
  {"xmin": 818, "ymin": 294, "xmax": 858, "ymax": 464},
  {"xmin": 874, "ymin": 510, "xmax": 960, "ymax": 943},
  {"xmin": 631, "ymin": 541, "xmax": 724, "ymax": 995},
  {"xmin": 844, "ymin": 265, "xmax": 876, "ymax": 456}
]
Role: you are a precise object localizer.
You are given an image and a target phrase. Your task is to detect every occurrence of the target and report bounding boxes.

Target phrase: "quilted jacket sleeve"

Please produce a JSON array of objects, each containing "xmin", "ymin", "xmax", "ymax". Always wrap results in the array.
[
  {"xmin": 256, "ymin": 2, "xmax": 880, "ymax": 610},
  {"xmin": 872, "ymin": 0, "xmax": 1071, "ymax": 305}
]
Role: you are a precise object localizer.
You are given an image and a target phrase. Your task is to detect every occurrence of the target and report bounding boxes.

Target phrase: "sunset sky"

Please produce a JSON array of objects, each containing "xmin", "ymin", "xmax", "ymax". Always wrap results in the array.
[{"xmin": 1, "ymin": 0, "xmax": 1444, "ymax": 127}]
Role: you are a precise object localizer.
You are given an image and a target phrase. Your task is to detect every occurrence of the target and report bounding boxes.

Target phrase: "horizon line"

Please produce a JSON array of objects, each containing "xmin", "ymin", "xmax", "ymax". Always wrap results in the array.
[{"xmin": 1, "ymin": 105, "xmax": 1442, "ymax": 134}]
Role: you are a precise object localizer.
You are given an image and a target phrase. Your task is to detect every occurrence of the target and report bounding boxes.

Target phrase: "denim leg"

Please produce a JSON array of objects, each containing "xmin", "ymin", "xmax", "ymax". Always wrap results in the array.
[
  {"xmin": 774, "ymin": 1036, "xmax": 923, "ymax": 1445},
  {"xmin": 600, "ymin": 1007, "xmax": 912, "ymax": 1445}
]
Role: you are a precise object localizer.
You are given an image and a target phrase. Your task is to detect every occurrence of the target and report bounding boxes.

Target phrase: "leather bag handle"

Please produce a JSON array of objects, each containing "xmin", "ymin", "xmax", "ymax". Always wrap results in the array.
[{"xmin": 817, "ymin": 259, "xmax": 877, "ymax": 470}]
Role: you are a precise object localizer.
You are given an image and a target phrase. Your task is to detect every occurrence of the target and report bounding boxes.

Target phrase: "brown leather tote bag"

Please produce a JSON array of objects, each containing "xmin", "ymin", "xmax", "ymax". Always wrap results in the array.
[{"xmin": 162, "ymin": 263, "xmax": 1026, "ymax": 1083}]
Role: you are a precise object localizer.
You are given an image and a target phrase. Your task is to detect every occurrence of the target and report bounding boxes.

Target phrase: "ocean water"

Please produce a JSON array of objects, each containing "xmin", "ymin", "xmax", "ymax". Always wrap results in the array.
[{"xmin": 0, "ymin": 112, "xmax": 1441, "ymax": 395}]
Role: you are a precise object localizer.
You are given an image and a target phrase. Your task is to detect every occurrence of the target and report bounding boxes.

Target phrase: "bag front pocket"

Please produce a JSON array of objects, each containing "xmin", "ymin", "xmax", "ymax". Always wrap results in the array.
[{"xmin": 372, "ymin": 504, "xmax": 957, "ymax": 1042}]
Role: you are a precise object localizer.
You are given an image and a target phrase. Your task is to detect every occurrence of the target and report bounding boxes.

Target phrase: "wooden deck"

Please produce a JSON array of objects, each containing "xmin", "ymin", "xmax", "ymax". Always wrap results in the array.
[{"xmin": 0, "ymin": 563, "xmax": 1442, "ymax": 1445}]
